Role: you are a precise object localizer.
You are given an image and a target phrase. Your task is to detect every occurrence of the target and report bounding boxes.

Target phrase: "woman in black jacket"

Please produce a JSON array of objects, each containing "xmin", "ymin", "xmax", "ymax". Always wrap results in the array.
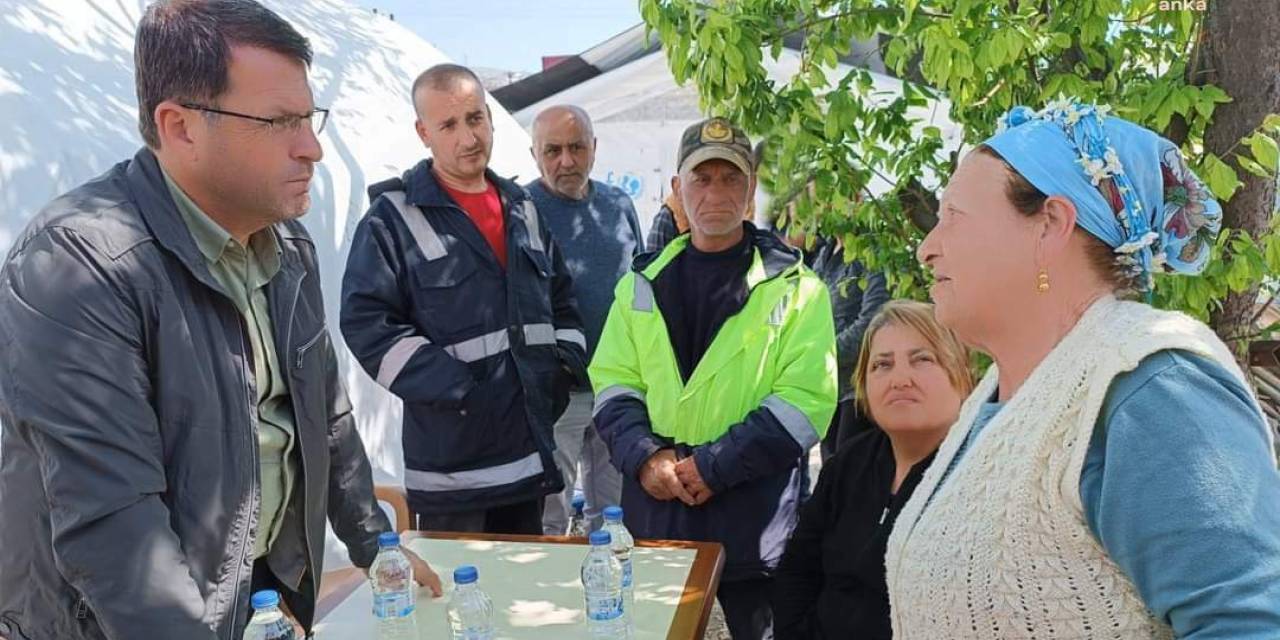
[{"xmin": 773, "ymin": 300, "xmax": 974, "ymax": 639}]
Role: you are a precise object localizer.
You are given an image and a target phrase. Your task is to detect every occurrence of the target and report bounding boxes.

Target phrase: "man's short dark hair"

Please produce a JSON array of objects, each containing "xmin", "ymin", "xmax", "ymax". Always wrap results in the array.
[
  {"xmin": 411, "ymin": 63, "xmax": 483, "ymax": 107},
  {"xmin": 134, "ymin": 0, "xmax": 313, "ymax": 149}
]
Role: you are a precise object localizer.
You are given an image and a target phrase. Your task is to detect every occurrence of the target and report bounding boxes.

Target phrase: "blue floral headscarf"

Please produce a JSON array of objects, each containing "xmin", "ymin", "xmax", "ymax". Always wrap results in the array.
[{"xmin": 984, "ymin": 98, "xmax": 1222, "ymax": 293}]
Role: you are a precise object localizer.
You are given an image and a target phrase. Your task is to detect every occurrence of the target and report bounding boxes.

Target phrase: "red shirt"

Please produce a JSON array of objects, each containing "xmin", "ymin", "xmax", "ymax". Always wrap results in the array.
[{"xmin": 441, "ymin": 179, "xmax": 506, "ymax": 269}]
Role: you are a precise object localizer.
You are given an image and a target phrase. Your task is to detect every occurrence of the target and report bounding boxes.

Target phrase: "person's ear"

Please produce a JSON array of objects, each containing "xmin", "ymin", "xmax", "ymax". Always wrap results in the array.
[
  {"xmin": 154, "ymin": 100, "xmax": 198, "ymax": 156},
  {"xmin": 415, "ymin": 119, "xmax": 430, "ymax": 149},
  {"xmin": 1035, "ymin": 195, "xmax": 1078, "ymax": 271}
]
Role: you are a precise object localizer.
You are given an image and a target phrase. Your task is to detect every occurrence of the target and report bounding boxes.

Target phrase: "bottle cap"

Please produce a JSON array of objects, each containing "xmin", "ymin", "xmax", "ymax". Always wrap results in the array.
[
  {"xmin": 454, "ymin": 565, "xmax": 478, "ymax": 585},
  {"xmin": 589, "ymin": 530, "xmax": 612, "ymax": 546},
  {"xmin": 250, "ymin": 589, "xmax": 279, "ymax": 609}
]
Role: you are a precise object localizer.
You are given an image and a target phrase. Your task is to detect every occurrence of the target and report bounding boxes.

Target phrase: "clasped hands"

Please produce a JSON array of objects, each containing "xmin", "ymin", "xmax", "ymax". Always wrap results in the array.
[{"xmin": 639, "ymin": 449, "xmax": 714, "ymax": 506}]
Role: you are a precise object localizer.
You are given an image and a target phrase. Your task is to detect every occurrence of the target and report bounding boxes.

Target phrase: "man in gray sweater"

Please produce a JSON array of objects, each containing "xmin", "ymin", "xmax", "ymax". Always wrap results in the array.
[{"xmin": 526, "ymin": 105, "xmax": 644, "ymax": 534}]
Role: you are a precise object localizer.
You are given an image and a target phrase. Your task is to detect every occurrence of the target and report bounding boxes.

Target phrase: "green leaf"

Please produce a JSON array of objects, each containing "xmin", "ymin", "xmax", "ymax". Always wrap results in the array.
[
  {"xmin": 1238, "ymin": 155, "xmax": 1273, "ymax": 178},
  {"xmin": 1201, "ymin": 85, "xmax": 1232, "ymax": 104},
  {"xmin": 996, "ymin": 34, "xmax": 1013, "ymax": 67},
  {"xmin": 1138, "ymin": 81, "xmax": 1168, "ymax": 122},
  {"xmin": 1264, "ymin": 113, "xmax": 1280, "ymax": 133},
  {"xmin": 1265, "ymin": 233, "xmax": 1280, "ymax": 271},
  {"xmin": 1247, "ymin": 133, "xmax": 1279, "ymax": 174},
  {"xmin": 1201, "ymin": 154, "xmax": 1243, "ymax": 201},
  {"xmin": 1170, "ymin": 87, "xmax": 1192, "ymax": 117},
  {"xmin": 1193, "ymin": 94, "xmax": 1216, "ymax": 119}
]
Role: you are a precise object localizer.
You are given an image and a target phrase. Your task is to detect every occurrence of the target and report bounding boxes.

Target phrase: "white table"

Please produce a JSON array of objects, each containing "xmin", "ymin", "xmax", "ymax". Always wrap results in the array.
[{"xmin": 314, "ymin": 532, "xmax": 725, "ymax": 639}]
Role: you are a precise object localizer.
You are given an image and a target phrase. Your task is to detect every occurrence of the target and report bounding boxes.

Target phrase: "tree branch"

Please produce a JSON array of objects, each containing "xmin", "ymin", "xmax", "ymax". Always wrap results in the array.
[
  {"xmin": 769, "ymin": 6, "xmax": 951, "ymax": 44},
  {"xmin": 897, "ymin": 177, "xmax": 940, "ymax": 232},
  {"xmin": 1109, "ymin": 10, "xmax": 1157, "ymax": 24},
  {"xmin": 1249, "ymin": 289, "xmax": 1280, "ymax": 328}
]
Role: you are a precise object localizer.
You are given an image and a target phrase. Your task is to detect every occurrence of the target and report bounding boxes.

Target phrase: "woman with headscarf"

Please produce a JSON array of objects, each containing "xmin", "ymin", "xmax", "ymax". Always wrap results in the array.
[{"xmin": 886, "ymin": 99, "xmax": 1280, "ymax": 638}]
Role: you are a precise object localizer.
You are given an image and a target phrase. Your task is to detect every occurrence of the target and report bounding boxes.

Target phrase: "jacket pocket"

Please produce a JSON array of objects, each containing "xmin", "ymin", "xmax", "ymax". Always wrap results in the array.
[
  {"xmin": 410, "ymin": 258, "xmax": 484, "ymax": 339},
  {"xmin": 293, "ymin": 326, "xmax": 327, "ymax": 370},
  {"xmin": 522, "ymin": 245, "xmax": 552, "ymax": 279},
  {"xmin": 517, "ymin": 245, "xmax": 555, "ymax": 323},
  {"xmin": 411, "ymin": 255, "xmax": 480, "ymax": 289}
]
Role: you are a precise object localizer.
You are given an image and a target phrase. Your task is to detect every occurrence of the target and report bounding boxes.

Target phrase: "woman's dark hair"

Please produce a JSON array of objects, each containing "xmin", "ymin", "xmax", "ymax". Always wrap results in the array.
[
  {"xmin": 134, "ymin": 0, "xmax": 313, "ymax": 149},
  {"xmin": 974, "ymin": 144, "xmax": 1141, "ymax": 296}
]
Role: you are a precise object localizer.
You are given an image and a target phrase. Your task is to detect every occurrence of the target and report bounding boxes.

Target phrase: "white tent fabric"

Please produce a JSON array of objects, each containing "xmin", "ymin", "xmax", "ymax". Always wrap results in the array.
[
  {"xmin": 0, "ymin": 0, "xmax": 538, "ymax": 568},
  {"xmin": 515, "ymin": 47, "xmax": 965, "ymax": 231}
]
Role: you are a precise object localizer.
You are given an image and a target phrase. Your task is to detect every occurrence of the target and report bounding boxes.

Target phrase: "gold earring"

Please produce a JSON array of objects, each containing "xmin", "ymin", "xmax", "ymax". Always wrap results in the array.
[{"xmin": 1037, "ymin": 269, "xmax": 1050, "ymax": 293}]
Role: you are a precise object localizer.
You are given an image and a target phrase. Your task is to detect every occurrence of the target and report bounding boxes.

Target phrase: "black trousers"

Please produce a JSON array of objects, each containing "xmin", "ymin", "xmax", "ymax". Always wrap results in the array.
[
  {"xmin": 413, "ymin": 498, "xmax": 543, "ymax": 534},
  {"xmin": 718, "ymin": 577, "xmax": 775, "ymax": 639}
]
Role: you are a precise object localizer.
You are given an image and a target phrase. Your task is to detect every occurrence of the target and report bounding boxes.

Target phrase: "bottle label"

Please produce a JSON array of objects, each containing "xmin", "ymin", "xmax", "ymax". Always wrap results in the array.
[
  {"xmin": 373, "ymin": 591, "xmax": 415, "ymax": 619},
  {"xmin": 586, "ymin": 594, "xmax": 623, "ymax": 621}
]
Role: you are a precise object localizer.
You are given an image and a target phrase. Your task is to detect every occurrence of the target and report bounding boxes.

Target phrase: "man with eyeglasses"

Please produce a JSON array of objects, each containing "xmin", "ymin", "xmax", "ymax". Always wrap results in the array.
[
  {"xmin": 0, "ymin": 2, "xmax": 440, "ymax": 639},
  {"xmin": 340, "ymin": 64, "xmax": 588, "ymax": 535}
]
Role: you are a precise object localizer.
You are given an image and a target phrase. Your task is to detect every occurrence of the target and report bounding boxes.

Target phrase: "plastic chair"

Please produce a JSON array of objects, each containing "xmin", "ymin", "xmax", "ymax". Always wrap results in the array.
[{"xmin": 374, "ymin": 484, "xmax": 411, "ymax": 533}]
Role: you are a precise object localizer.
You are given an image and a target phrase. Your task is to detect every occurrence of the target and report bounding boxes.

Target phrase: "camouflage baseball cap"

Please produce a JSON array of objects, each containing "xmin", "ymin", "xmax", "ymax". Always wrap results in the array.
[{"xmin": 677, "ymin": 117, "xmax": 753, "ymax": 176}]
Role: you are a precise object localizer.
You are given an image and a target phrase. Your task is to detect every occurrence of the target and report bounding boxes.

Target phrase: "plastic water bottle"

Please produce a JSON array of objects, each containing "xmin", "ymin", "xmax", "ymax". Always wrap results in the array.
[
  {"xmin": 582, "ymin": 530, "xmax": 626, "ymax": 638},
  {"xmin": 446, "ymin": 565, "xmax": 494, "ymax": 639},
  {"xmin": 370, "ymin": 531, "xmax": 417, "ymax": 639},
  {"xmin": 244, "ymin": 590, "xmax": 297, "ymax": 640},
  {"xmin": 601, "ymin": 505, "xmax": 635, "ymax": 627},
  {"xmin": 568, "ymin": 491, "xmax": 588, "ymax": 537}
]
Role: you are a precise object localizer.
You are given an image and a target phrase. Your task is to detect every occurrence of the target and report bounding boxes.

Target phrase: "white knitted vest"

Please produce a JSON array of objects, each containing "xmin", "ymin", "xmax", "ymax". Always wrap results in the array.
[{"xmin": 885, "ymin": 296, "xmax": 1266, "ymax": 639}]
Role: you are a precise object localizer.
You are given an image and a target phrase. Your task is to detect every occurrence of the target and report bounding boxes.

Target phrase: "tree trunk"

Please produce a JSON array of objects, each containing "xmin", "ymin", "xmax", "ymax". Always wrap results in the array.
[{"xmin": 1202, "ymin": 0, "xmax": 1280, "ymax": 368}]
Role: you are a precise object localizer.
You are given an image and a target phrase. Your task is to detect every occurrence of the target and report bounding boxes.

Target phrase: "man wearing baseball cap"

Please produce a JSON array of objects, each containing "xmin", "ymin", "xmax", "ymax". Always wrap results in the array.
[{"xmin": 589, "ymin": 118, "xmax": 838, "ymax": 639}]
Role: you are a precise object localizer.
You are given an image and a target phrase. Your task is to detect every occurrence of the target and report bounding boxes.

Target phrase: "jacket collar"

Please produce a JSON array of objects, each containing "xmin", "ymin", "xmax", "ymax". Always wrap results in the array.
[
  {"xmin": 634, "ymin": 221, "xmax": 802, "ymax": 287},
  {"xmin": 126, "ymin": 147, "xmax": 305, "ymax": 299},
  {"xmin": 403, "ymin": 158, "xmax": 525, "ymax": 210},
  {"xmin": 127, "ymin": 148, "xmax": 228, "ymax": 296}
]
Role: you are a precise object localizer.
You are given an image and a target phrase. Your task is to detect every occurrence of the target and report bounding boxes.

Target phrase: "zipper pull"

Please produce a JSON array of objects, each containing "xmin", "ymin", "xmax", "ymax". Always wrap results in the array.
[{"xmin": 878, "ymin": 506, "xmax": 890, "ymax": 525}]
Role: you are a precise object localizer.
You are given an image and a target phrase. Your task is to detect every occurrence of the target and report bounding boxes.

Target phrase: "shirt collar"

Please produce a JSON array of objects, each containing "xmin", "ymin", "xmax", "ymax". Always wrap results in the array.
[{"xmin": 161, "ymin": 167, "xmax": 282, "ymax": 278}]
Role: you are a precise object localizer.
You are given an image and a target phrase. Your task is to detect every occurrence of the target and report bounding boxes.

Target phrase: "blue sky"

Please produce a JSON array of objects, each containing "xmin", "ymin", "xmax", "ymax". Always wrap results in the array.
[{"xmin": 362, "ymin": 1, "xmax": 643, "ymax": 73}]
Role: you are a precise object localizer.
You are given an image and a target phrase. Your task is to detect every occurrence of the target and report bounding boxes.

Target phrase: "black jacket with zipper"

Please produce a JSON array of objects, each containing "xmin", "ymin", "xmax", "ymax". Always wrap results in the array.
[{"xmin": 0, "ymin": 148, "xmax": 390, "ymax": 640}]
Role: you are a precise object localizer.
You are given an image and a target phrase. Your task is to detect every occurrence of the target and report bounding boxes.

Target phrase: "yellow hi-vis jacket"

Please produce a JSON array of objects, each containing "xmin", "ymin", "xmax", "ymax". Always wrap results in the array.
[{"xmin": 587, "ymin": 227, "xmax": 838, "ymax": 578}]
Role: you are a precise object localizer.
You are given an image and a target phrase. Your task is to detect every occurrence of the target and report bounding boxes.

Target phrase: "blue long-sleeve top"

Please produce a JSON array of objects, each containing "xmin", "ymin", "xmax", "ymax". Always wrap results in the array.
[{"xmin": 942, "ymin": 349, "xmax": 1280, "ymax": 637}]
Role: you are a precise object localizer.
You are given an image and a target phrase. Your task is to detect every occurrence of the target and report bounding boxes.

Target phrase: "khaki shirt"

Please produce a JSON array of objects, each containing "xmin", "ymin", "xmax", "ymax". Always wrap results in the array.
[{"xmin": 163, "ymin": 171, "xmax": 296, "ymax": 559}]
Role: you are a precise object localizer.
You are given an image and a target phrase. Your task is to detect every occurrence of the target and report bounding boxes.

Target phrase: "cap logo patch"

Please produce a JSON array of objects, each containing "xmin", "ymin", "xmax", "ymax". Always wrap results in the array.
[{"xmin": 702, "ymin": 119, "xmax": 732, "ymax": 143}]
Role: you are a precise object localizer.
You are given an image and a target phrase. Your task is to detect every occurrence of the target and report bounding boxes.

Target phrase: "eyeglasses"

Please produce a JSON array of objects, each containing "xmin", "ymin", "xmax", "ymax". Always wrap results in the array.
[{"xmin": 181, "ymin": 103, "xmax": 330, "ymax": 135}]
